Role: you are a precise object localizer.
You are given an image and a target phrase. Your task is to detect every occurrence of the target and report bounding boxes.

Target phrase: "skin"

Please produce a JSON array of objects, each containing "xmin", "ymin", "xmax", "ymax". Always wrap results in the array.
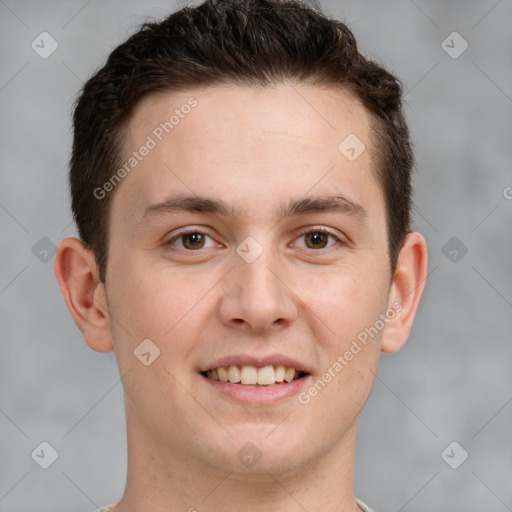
[{"xmin": 55, "ymin": 83, "xmax": 428, "ymax": 512}]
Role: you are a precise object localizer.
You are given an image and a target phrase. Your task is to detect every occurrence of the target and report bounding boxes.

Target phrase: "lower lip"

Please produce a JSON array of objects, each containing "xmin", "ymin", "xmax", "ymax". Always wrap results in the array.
[{"xmin": 200, "ymin": 374, "xmax": 311, "ymax": 405}]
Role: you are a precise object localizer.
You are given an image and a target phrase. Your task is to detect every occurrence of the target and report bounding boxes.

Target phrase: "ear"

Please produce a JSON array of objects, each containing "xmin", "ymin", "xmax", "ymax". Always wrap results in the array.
[
  {"xmin": 54, "ymin": 237, "xmax": 113, "ymax": 353},
  {"xmin": 380, "ymin": 231, "xmax": 428, "ymax": 353}
]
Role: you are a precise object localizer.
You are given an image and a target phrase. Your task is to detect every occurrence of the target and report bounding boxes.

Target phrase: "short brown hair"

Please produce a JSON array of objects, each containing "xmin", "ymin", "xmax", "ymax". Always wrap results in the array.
[{"xmin": 70, "ymin": 0, "xmax": 413, "ymax": 282}]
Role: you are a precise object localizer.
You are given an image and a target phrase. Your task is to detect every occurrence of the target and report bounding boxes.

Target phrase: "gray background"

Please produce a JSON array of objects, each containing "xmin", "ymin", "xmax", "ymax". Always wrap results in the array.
[{"xmin": 1, "ymin": 0, "xmax": 511, "ymax": 511}]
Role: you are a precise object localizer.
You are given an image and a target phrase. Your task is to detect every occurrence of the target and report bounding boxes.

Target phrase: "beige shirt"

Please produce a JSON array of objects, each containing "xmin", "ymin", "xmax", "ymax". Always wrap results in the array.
[
  {"xmin": 95, "ymin": 498, "xmax": 375, "ymax": 511},
  {"xmin": 356, "ymin": 497, "xmax": 376, "ymax": 512}
]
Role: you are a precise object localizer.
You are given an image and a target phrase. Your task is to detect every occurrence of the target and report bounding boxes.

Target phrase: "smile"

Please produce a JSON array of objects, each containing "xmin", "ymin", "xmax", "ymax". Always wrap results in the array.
[{"xmin": 203, "ymin": 364, "xmax": 307, "ymax": 386}]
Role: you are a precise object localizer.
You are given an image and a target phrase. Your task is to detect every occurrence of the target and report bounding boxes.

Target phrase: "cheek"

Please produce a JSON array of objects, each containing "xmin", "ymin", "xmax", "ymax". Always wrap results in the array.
[
  {"xmin": 295, "ymin": 264, "xmax": 390, "ymax": 345},
  {"xmin": 296, "ymin": 273, "xmax": 384, "ymax": 426},
  {"xmin": 106, "ymin": 260, "xmax": 208, "ymax": 356},
  {"xmin": 307, "ymin": 269, "xmax": 387, "ymax": 410}
]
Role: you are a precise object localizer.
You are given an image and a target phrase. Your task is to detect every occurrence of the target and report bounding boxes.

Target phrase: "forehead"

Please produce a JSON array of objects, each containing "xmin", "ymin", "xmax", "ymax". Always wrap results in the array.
[
  {"xmin": 111, "ymin": 83, "xmax": 381, "ymax": 225},
  {"xmin": 126, "ymin": 83, "xmax": 372, "ymax": 153}
]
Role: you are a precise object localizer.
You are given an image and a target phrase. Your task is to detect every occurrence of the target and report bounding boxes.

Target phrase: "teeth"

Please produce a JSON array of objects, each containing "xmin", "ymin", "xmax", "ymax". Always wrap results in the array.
[
  {"xmin": 275, "ymin": 365, "xmax": 286, "ymax": 382},
  {"xmin": 284, "ymin": 367, "xmax": 296, "ymax": 383},
  {"xmin": 240, "ymin": 365, "xmax": 258, "ymax": 385},
  {"xmin": 257, "ymin": 365, "xmax": 275, "ymax": 385},
  {"xmin": 227, "ymin": 365, "xmax": 241, "ymax": 383},
  {"xmin": 205, "ymin": 364, "xmax": 302, "ymax": 386}
]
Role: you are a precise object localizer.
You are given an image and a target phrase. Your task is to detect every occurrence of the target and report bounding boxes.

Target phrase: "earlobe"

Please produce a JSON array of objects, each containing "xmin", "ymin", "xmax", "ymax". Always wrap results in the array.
[
  {"xmin": 380, "ymin": 231, "xmax": 428, "ymax": 354},
  {"xmin": 54, "ymin": 237, "xmax": 114, "ymax": 353}
]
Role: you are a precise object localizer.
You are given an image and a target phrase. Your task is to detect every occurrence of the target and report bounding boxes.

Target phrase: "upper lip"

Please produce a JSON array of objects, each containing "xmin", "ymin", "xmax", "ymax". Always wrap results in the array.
[{"xmin": 200, "ymin": 354, "xmax": 311, "ymax": 374}]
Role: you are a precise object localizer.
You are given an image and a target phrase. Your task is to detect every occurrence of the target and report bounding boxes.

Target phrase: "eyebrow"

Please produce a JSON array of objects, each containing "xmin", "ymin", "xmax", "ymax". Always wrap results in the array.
[{"xmin": 139, "ymin": 193, "xmax": 367, "ymax": 224}]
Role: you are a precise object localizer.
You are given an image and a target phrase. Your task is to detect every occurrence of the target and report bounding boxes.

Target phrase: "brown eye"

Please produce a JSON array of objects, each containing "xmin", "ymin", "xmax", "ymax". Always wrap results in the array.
[
  {"xmin": 168, "ymin": 231, "xmax": 216, "ymax": 251},
  {"xmin": 304, "ymin": 231, "xmax": 329, "ymax": 249},
  {"xmin": 295, "ymin": 229, "xmax": 339, "ymax": 250},
  {"xmin": 182, "ymin": 232, "xmax": 206, "ymax": 250}
]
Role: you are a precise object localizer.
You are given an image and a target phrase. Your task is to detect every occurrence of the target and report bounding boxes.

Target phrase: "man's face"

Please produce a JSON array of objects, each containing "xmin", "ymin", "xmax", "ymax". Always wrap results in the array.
[{"xmin": 105, "ymin": 84, "xmax": 392, "ymax": 475}]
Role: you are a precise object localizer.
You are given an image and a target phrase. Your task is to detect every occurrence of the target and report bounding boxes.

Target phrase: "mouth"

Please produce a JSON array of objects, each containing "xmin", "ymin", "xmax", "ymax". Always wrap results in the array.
[{"xmin": 202, "ymin": 364, "xmax": 309, "ymax": 386}]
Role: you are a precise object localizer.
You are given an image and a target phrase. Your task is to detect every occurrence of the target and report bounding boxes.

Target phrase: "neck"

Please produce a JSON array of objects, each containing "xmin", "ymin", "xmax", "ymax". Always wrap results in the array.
[{"xmin": 113, "ymin": 407, "xmax": 361, "ymax": 512}]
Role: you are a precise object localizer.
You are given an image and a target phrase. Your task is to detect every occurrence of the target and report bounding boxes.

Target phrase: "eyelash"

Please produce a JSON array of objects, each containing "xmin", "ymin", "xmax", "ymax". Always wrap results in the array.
[{"xmin": 166, "ymin": 227, "xmax": 344, "ymax": 253}]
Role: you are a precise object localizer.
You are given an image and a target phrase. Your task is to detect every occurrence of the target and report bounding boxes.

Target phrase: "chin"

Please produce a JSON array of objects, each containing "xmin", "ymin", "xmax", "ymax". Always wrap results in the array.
[{"xmin": 202, "ymin": 422, "xmax": 315, "ymax": 477}]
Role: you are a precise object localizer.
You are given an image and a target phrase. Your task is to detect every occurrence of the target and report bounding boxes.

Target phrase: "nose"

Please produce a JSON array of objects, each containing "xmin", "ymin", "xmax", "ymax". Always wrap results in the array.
[{"xmin": 218, "ymin": 245, "xmax": 298, "ymax": 334}]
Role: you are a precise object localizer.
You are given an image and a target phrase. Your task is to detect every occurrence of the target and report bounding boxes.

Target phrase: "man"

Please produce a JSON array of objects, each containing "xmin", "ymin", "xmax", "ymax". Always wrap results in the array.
[{"xmin": 54, "ymin": 1, "xmax": 428, "ymax": 510}]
